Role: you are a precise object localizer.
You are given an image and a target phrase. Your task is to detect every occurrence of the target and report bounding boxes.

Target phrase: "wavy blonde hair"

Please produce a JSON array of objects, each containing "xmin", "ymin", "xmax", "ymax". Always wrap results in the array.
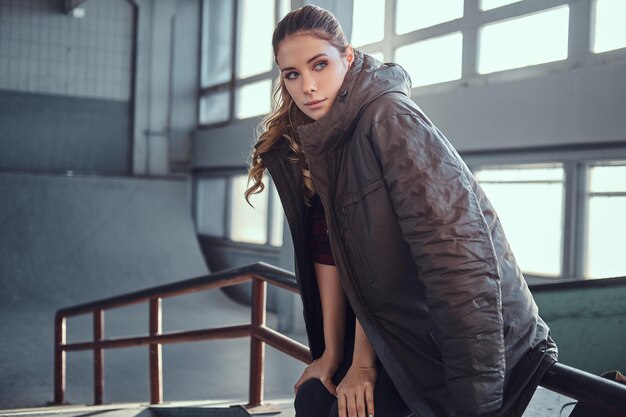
[{"xmin": 245, "ymin": 5, "xmax": 349, "ymax": 207}]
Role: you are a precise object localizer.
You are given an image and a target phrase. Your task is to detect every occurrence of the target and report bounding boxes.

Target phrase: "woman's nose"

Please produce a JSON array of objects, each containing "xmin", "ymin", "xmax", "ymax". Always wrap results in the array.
[{"xmin": 302, "ymin": 75, "xmax": 316, "ymax": 94}]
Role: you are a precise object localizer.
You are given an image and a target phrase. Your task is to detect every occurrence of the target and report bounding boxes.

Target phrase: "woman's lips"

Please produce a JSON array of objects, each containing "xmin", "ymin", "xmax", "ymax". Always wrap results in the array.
[{"xmin": 305, "ymin": 98, "xmax": 326, "ymax": 109}]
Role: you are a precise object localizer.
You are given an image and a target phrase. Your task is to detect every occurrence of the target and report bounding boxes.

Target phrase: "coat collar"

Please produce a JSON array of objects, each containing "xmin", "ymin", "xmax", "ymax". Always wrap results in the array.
[{"xmin": 297, "ymin": 49, "xmax": 412, "ymax": 156}]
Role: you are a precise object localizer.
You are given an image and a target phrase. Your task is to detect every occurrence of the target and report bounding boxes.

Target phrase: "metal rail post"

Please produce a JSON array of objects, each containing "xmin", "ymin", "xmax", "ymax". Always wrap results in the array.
[
  {"xmin": 54, "ymin": 314, "xmax": 67, "ymax": 404},
  {"xmin": 93, "ymin": 309, "xmax": 104, "ymax": 404},
  {"xmin": 248, "ymin": 278, "xmax": 267, "ymax": 408},
  {"xmin": 149, "ymin": 297, "xmax": 163, "ymax": 404}
]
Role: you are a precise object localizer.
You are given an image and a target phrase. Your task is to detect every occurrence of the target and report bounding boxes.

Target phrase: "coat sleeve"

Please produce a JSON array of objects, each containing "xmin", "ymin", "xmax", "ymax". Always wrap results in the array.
[{"xmin": 369, "ymin": 109, "xmax": 505, "ymax": 416}]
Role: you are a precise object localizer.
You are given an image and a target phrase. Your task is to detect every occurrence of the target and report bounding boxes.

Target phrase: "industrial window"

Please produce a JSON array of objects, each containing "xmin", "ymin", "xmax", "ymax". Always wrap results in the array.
[
  {"xmin": 469, "ymin": 152, "xmax": 626, "ymax": 282},
  {"xmin": 369, "ymin": 51, "xmax": 384, "ymax": 62},
  {"xmin": 395, "ymin": 0, "xmax": 464, "ymax": 34},
  {"xmin": 200, "ymin": 0, "xmax": 232, "ymax": 88},
  {"xmin": 477, "ymin": 6, "xmax": 570, "ymax": 74},
  {"xmin": 196, "ymin": 177, "xmax": 227, "ymax": 237},
  {"xmin": 236, "ymin": 79, "xmax": 273, "ymax": 120},
  {"xmin": 480, "ymin": 0, "xmax": 523, "ymax": 11},
  {"xmin": 231, "ymin": 175, "xmax": 269, "ymax": 244},
  {"xmin": 474, "ymin": 165, "xmax": 565, "ymax": 277},
  {"xmin": 199, "ymin": 0, "xmax": 233, "ymax": 124},
  {"xmin": 237, "ymin": 0, "xmax": 274, "ymax": 79},
  {"xmin": 352, "ymin": 1, "xmax": 582, "ymax": 89},
  {"xmin": 200, "ymin": 0, "xmax": 615, "ymax": 104},
  {"xmin": 199, "ymin": 91, "xmax": 230, "ymax": 125},
  {"xmin": 351, "ymin": 0, "xmax": 385, "ymax": 47},
  {"xmin": 591, "ymin": 0, "xmax": 626, "ymax": 54},
  {"xmin": 394, "ymin": 32, "xmax": 463, "ymax": 87},
  {"xmin": 199, "ymin": 0, "xmax": 288, "ymax": 127},
  {"xmin": 348, "ymin": 0, "xmax": 618, "ymax": 90},
  {"xmin": 586, "ymin": 163, "xmax": 626, "ymax": 278},
  {"xmin": 230, "ymin": 174, "xmax": 284, "ymax": 246},
  {"xmin": 196, "ymin": 174, "xmax": 284, "ymax": 247}
]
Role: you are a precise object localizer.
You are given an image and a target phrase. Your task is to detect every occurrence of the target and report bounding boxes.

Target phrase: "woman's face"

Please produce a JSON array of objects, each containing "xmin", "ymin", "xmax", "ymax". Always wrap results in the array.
[{"xmin": 276, "ymin": 34, "xmax": 353, "ymax": 121}]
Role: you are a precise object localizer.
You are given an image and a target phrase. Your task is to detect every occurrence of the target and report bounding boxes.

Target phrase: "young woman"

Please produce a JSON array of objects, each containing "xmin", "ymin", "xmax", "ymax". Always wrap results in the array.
[{"xmin": 246, "ymin": 5, "xmax": 557, "ymax": 417}]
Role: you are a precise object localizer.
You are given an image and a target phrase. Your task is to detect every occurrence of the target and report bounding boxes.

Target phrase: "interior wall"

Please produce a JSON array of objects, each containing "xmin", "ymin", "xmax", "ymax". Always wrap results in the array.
[
  {"xmin": 0, "ymin": 89, "xmax": 129, "ymax": 173},
  {"xmin": 419, "ymin": 59, "xmax": 626, "ymax": 152},
  {"xmin": 532, "ymin": 278, "xmax": 626, "ymax": 375},
  {"xmin": 129, "ymin": 0, "xmax": 201, "ymax": 175},
  {"xmin": 169, "ymin": 0, "xmax": 200, "ymax": 171},
  {"xmin": 0, "ymin": 0, "xmax": 133, "ymax": 174},
  {"xmin": 0, "ymin": 0, "xmax": 200, "ymax": 175}
]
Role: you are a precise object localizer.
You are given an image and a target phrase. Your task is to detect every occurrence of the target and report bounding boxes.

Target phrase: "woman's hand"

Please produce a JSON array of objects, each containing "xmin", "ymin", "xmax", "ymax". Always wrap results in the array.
[
  {"xmin": 336, "ymin": 363, "xmax": 377, "ymax": 417},
  {"xmin": 294, "ymin": 351, "xmax": 342, "ymax": 396}
]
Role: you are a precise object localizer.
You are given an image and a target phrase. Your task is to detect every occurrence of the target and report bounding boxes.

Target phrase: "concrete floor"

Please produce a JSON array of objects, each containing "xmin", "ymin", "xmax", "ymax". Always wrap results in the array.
[
  {"xmin": 0, "ymin": 284, "xmax": 307, "ymax": 408},
  {"xmin": 0, "ymin": 387, "xmax": 577, "ymax": 417}
]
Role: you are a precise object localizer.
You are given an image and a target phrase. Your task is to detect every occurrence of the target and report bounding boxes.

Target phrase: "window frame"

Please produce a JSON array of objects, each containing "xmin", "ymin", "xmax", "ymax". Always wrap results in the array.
[
  {"xmin": 193, "ymin": 169, "xmax": 284, "ymax": 250},
  {"xmin": 464, "ymin": 144, "xmax": 626, "ymax": 283},
  {"xmin": 584, "ymin": 161, "xmax": 626, "ymax": 279},
  {"xmin": 474, "ymin": 162, "xmax": 567, "ymax": 278},
  {"xmin": 349, "ymin": 0, "xmax": 626, "ymax": 94},
  {"xmin": 198, "ymin": 0, "xmax": 284, "ymax": 129}
]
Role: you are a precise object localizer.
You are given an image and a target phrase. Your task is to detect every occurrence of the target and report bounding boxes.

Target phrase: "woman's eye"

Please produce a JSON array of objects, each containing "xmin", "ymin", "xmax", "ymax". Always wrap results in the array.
[
  {"xmin": 284, "ymin": 71, "xmax": 299, "ymax": 80},
  {"xmin": 314, "ymin": 61, "xmax": 327, "ymax": 71}
]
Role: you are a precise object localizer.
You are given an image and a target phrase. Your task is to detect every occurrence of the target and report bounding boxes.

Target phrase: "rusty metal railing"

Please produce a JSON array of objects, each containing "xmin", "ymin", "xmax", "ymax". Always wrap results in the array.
[
  {"xmin": 53, "ymin": 262, "xmax": 312, "ymax": 409},
  {"xmin": 54, "ymin": 262, "xmax": 626, "ymax": 415}
]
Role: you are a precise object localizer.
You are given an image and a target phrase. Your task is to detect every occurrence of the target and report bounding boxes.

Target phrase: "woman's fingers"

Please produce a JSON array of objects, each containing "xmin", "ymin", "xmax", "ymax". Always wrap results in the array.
[
  {"xmin": 338, "ymin": 391, "xmax": 347, "ymax": 417},
  {"xmin": 293, "ymin": 376, "xmax": 304, "ymax": 394},
  {"xmin": 320, "ymin": 378, "xmax": 338, "ymax": 397},
  {"xmin": 293, "ymin": 368, "xmax": 311, "ymax": 393},
  {"xmin": 347, "ymin": 393, "xmax": 358, "ymax": 417},
  {"xmin": 336, "ymin": 364, "xmax": 377, "ymax": 417},
  {"xmin": 294, "ymin": 356, "xmax": 340, "ymax": 395},
  {"xmin": 365, "ymin": 382, "xmax": 375, "ymax": 417},
  {"xmin": 337, "ymin": 388, "xmax": 372, "ymax": 417}
]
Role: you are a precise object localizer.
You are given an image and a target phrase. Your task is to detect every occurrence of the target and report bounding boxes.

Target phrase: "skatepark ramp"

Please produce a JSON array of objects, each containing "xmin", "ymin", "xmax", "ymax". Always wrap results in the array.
[{"xmin": 0, "ymin": 172, "xmax": 209, "ymax": 408}]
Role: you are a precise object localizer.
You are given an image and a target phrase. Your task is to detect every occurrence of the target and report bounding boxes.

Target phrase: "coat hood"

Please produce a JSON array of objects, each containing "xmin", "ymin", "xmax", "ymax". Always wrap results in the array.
[{"xmin": 297, "ymin": 49, "xmax": 412, "ymax": 156}]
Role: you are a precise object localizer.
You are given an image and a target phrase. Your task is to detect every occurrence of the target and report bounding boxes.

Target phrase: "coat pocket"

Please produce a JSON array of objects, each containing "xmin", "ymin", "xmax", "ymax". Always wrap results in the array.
[
  {"xmin": 336, "ymin": 177, "xmax": 386, "ymax": 289},
  {"xmin": 336, "ymin": 175, "xmax": 411, "ymax": 300},
  {"xmin": 337, "ymin": 177, "xmax": 385, "ymax": 208}
]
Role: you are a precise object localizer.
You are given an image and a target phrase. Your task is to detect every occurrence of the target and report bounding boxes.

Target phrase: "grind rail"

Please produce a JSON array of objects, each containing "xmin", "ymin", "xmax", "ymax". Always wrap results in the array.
[{"xmin": 54, "ymin": 262, "xmax": 626, "ymax": 416}]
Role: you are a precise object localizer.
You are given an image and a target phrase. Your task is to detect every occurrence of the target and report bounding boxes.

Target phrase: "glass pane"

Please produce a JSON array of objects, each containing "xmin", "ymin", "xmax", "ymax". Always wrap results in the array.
[
  {"xmin": 589, "ymin": 165, "xmax": 626, "ymax": 192},
  {"xmin": 396, "ymin": 0, "xmax": 464, "ymax": 34},
  {"xmin": 478, "ymin": 6, "xmax": 569, "ymax": 74},
  {"xmin": 587, "ymin": 196, "xmax": 626, "ymax": 278},
  {"xmin": 238, "ymin": 0, "xmax": 274, "ymax": 79},
  {"xmin": 270, "ymin": 183, "xmax": 284, "ymax": 247},
  {"xmin": 236, "ymin": 79, "xmax": 273, "ymax": 119},
  {"xmin": 352, "ymin": 0, "xmax": 385, "ymax": 46},
  {"xmin": 279, "ymin": 0, "xmax": 290, "ymax": 20},
  {"xmin": 199, "ymin": 91, "xmax": 230, "ymax": 124},
  {"xmin": 476, "ymin": 166, "xmax": 565, "ymax": 277},
  {"xmin": 480, "ymin": 0, "xmax": 523, "ymax": 11},
  {"xmin": 394, "ymin": 32, "xmax": 463, "ymax": 87},
  {"xmin": 201, "ymin": 0, "xmax": 233, "ymax": 87},
  {"xmin": 369, "ymin": 52, "xmax": 385, "ymax": 62},
  {"xmin": 475, "ymin": 166, "xmax": 564, "ymax": 182},
  {"xmin": 196, "ymin": 178, "xmax": 226, "ymax": 236},
  {"xmin": 592, "ymin": 0, "xmax": 626, "ymax": 53},
  {"xmin": 231, "ymin": 175, "xmax": 268, "ymax": 245}
]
